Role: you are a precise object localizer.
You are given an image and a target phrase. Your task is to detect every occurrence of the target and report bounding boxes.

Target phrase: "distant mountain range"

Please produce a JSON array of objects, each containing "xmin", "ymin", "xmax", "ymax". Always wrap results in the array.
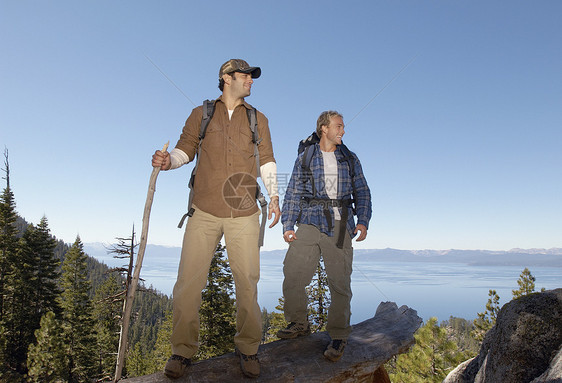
[
  {"xmin": 84, "ymin": 243, "xmax": 562, "ymax": 269},
  {"xmin": 82, "ymin": 243, "xmax": 562, "ymax": 300},
  {"xmin": 351, "ymin": 248, "xmax": 562, "ymax": 267}
]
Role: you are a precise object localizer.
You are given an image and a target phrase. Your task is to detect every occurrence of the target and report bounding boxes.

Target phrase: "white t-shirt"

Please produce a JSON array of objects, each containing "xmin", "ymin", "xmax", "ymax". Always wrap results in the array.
[{"xmin": 321, "ymin": 150, "xmax": 341, "ymax": 220}]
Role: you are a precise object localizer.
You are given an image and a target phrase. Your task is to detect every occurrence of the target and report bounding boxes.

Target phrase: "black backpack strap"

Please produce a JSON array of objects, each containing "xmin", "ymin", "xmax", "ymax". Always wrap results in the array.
[
  {"xmin": 338, "ymin": 144, "xmax": 355, "ymax": 177},
  {"xmin": 335, "ymin": 144, "xmax": 356, "ymax": 248},
  {"xmin": 298, "ymin": 197, "xmax": 352, "ymax": 249},
  {"xmin": 338, "ymin": 144, "xmax": 357, "ymax": 215},
  {"xmin": 301, "ymin": 144, "xmax": 317, "ymax": 197},
  {"xmin": 200, "ymin": 99, "xmax": 216, "ymax": 139},
  {"xmin": 298, "ymin": 132, "xmax": 321, "ymax": 198},
  {"xmin": 336, "ymin": 199, "xmax": 351, "ymax": 249}
]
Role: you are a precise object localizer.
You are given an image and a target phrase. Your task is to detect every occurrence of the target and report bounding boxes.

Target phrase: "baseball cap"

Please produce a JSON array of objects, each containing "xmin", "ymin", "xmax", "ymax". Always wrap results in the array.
[{"xmin": 219, "ymin": 59, "xmax": 261, "ymax": 79}]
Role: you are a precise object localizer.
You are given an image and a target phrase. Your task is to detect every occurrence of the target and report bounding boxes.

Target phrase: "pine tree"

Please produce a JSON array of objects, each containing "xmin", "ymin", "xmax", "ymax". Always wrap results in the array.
[
  {"xmin": 125, "ymin": 342, "xmax": 152, "ymax": 378},
  {"xmin": 92, "ymin": 274, "xmax": 122, "ymax": 380},
  {"xmin": 0, "ymin": 149, "xmax": 57, "ymax": 377},
  {"xmin": 3, "ymin": 217, "xmax": 63, "ymax": 374},
  {"xmin": 27, "ymin": 311, "xmax": 65, "ymax": 382},
  {"xmin": 59, "ymin": 237, "xmax": 98, "ymax": 382},
  {"xmin": 264, "ymin": 261, "xmax": 330, "ymax": 342},
  {"xmin": 512, "ymin": 267, "xmax": 537, "ymax": 298},
  {"xmin": 307, "ymin": 260, "xmax": 330, "ymax": 332},
  {"xmin": 0, "ymin": 322, "xmax": 7, "ymax": 379},
  {"xmin": 196, "ymin": 243, "xmax": 237, "ymax": 360},
  {"xmin": 263, "ymin": 298, "xmax": 287, "ymax": 343},
  {"xmin": 441, "ymin": 316, "xmax": 479, "ymax": 356},
  {"xmin": 390, "ymin": 317, "xmax": 466, "ymax": 382},
  {"xmin": 135, "ymin": 309, "xmax": 173, "ymax": 376},
  {"xmin": 261, "ymin": 307, "xmax": 271, "ymax": 343},
  {"xmin": 2, "ymin": 229, "xmax": 38, "ymax": 374},
  {"xmin": 27, "ymin": 217, "xmax": 62, "ymax": 319},
  {"xmin": 472, "ymin": 289, "xmax": 501, "ymax": 342},
  {"xmin": 0, "ymin": 170, "xmax": 19, "ymax": 378},
  {"xmin": 0, "ymin": 148, "xmax": 18, "ymax": 324}
]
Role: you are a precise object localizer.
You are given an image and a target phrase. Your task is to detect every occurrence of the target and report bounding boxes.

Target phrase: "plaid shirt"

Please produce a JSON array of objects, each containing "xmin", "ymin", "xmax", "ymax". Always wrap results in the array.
[{"xmin": 282, "ymin": 143, "xmax": 372, "ymax": 237}]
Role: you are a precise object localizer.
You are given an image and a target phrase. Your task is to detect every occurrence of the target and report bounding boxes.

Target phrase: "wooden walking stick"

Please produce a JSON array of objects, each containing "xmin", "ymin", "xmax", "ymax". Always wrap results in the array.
[{"xmin": 114, "ymin": 142, "xmax": 169, "ymax": 382}]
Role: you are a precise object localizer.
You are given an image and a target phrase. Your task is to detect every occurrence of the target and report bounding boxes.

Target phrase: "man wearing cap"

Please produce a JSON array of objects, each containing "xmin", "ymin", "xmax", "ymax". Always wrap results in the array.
[{"xmin": 152, "ymin": 59, "xmax": 279, "ymax": 379}]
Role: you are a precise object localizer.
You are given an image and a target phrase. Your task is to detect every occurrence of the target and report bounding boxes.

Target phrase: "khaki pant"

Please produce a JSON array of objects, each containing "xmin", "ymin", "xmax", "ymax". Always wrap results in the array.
[
  {"xmin": 282, "ymin": 222, "xmax": 353, "ymax": 340},
  {"xmin": 170, "ymin": 206, "xmax": 262, "ymax": 358}
]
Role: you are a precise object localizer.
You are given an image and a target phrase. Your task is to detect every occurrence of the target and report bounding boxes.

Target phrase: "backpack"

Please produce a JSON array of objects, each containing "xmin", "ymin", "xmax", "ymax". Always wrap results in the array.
[
  {"xmin": 177, "ymin": 99, "xmax": 268, "ymax": 247},
  {"xmin": 297, "ymin": 132, "xmax": 357, "ymax": 248}
]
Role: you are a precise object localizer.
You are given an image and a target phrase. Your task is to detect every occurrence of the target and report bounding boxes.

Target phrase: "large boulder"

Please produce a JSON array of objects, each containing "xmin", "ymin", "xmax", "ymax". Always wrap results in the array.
[
  {"xmin": 531, "ymin": 346, "xmax": 562, "ymax": 382},
  {"xmin": 444, "ymin": 288, "xmax": 562, "ymax": 383}
]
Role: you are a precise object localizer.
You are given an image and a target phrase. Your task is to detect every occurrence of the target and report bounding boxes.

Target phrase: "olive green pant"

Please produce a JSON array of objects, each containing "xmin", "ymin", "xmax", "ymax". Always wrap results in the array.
[
  {"xmin": 170, "ymin": 206, "xmax": 262, "ymax": 358},
  {"xmin": 282, "ymin": 222, "xmax": 353, "ymax": 340}
]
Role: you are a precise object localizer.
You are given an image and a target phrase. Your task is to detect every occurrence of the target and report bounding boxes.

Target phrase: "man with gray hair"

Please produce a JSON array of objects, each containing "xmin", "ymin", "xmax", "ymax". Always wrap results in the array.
[
  {"xmin": 278, "ymin": 110, "xmax": 372, "ymax": 362},
  {"xmin": 152, "ymin": 59, "xmax": 279, "ymax": 379}
]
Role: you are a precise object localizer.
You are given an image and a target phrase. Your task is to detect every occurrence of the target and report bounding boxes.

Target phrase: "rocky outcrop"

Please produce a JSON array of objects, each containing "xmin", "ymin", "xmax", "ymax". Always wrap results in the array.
[
  {"xmin": 122, "ymin": 301, "xmax": 422, "ymax": 382},
  {"xmin": 531, "ymin": 346, "xmax": 562, "ymax": 382},
  {"xmin": 444, "ymin": 288, "xmax": 562, "ymax": 383}
]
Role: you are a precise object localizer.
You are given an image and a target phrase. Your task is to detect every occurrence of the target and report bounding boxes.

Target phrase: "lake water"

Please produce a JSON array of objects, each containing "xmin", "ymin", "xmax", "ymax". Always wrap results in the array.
[
  {"xmin": 88, "ymin": 245, "xmax": 562, "ymax": 323},
  {"xmin": 259, "ymin": 258, "xmax": 561, "ymax": 323}
]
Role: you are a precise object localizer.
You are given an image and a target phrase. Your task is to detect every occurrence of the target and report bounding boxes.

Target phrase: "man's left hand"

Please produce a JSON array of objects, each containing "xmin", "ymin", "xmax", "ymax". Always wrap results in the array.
[
  {"xmin": 268, "ymin": 196, "xmax": 280, "ymax": 228},
  {"xmin": 354, "ymin": 224, "xmax": 368, "ymax": 241}
]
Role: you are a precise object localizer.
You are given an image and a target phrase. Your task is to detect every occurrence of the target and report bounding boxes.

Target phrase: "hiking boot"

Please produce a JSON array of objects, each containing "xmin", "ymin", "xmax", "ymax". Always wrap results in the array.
[
  {"xmin": 235, "ymin": 348, "xmax": 260, "ymax": 378},
  {"xmin": 164, "ymin": 354, "xmax": 191, "ymax": 379},
  {"xmin": 276, "ymin": 322, "xmax": 311, "ymax": 339},
  {"xmin": 324, "ymin": 339, "xmax": 347, "ymax": 362}
]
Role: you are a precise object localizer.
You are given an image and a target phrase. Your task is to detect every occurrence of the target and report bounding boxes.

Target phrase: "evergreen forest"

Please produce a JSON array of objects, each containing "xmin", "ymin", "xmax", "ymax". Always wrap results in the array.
[{"xmin": 0, "ymin": 150, "xmax": 546, "ymax": 382}]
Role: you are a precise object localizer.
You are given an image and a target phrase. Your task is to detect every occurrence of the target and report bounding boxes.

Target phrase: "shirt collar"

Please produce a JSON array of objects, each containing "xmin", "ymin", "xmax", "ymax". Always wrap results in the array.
[{"xmin": 215, "ymin": 95, "xmax": 253, "ymax": 111}]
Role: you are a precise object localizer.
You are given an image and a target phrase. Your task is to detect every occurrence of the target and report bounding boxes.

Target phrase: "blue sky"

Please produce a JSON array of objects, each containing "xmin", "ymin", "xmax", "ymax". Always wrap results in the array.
[{"xmin": 1, "ymin": 1, "xmax": 561, "ymax": 252}]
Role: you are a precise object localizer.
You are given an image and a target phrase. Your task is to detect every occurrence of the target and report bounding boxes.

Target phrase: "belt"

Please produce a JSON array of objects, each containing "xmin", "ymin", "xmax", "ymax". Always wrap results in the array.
[{"xmin": 300, "ymin": 197, "xmax": 354, "ymax": 249}]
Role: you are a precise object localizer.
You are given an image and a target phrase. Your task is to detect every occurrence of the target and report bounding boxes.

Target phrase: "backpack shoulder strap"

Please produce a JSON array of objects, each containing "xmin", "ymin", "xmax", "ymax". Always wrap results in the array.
[
  {"xmin": 338, "ymin": 143, "xmax": 355, "ymax": 178},
  {"xmin": 245, "ymin": 107, "xmax": 261, "ymax": 177},
  {"xmin": 245, "ymin": 106, "xmax": 268, "ymax": 247},
  {"xmin": 177, "ymin": 99, "xmax": 216, "ymax": 227},
  {"xmin": 338, "ymin": 143, "xmax": 357, "ymax": 213},
  {"xmin": 302, "ymin": 144, "xmax": 316, "ymax": 172},
  {"xmin": 246, "ymin": 107, "xmax": 259, "ymax": 143},
  {"xmin": 299, "ymin": 132, "xmax": 319, "ymax": 170},
  {"xmin": 301, "ymin": 144, "xmax": 317, "ymax": 197},
  {"xmin": 200, "ymin": 99, "xmax": 216, "ymax": 139}
]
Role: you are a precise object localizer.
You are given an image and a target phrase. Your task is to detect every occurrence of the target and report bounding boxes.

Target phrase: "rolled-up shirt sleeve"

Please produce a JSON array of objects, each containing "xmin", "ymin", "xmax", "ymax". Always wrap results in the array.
[
  {"xmin": 256, "ymin": 111, "xmax": 275, "ymax": 165},
  {"xmin": 169, "ymin": 148, "xmax": 191, "ymax": 170}
]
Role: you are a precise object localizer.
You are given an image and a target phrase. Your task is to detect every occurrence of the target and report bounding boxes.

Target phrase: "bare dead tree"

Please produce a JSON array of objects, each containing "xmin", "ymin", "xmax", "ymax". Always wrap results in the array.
[
  {"xmin": 109, "ymin": 226, "xmax": 137, "ymax": 382},
  {"xmin": 114, "ymin": 142, "xmax": 168, "ymax": 382},
  {"xmin": 107, "ymin": 225, "xmax": 138, "ymax": 292},
  {"xmin": 2, "ymin": 147, "xmax": 10, "ymax": 189}
]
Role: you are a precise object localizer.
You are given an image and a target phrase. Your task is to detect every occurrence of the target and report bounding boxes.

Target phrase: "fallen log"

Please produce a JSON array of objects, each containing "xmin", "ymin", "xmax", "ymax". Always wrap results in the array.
[{"xmin": 122, "ymin": 301, "xmax": 422, "ymax": 382}]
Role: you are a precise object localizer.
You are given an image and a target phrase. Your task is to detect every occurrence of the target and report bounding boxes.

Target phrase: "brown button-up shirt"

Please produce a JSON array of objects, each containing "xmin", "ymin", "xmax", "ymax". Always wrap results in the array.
[{"xmin": 175, "ymin": 97, "xmax": 275, "ymax": 218}]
